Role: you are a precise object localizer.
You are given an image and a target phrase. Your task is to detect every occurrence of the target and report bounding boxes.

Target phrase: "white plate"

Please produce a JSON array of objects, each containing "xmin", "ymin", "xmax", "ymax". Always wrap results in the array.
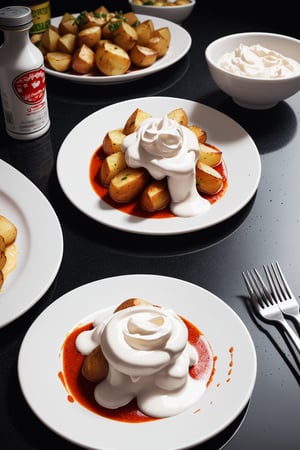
[
  {"xmin": 0, "ymin": 160, "xmax": 63, "ymax": 328},
  {"xmin": 57, "ymin": 97, "xmax": 261, "ymax": 235},
  {"xmin": 46, "ymin": 15, "xmax": 191, "ymax": 85},
  {"xmin": 18, "ymin": 275, "xmax": 256, "ymax": 450}
]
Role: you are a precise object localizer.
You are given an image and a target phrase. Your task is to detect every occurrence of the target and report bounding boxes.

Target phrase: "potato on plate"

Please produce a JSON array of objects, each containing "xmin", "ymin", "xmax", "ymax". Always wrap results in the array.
[
  {"xmin": 76, "ymin": 26, "xmax": 102, "ymax": 48},
  {"xmin": 102, "ymin": 129, "xmax": 126, "ymax": 155},
  {"xmin": 196, "ymin": 162, "xmax": 223, "ymax": 194},
  {"xmin": 41, "ymin": 27, "xmax": 59, "ymax": 52},
  {"xmin": 112, "ymin": 21, "xmax": 138, "ymax": 52},
  {"xmin": 167, "ymin": 108, "xmax": 189, "ymax": 126},
  {"xmin": 81, "ymin": 345, "xmax": 108, "ymax": 382},
  {"xmin": 57, "ymin": 33, "xmax": 76, "ymax": 54},
  {"xmin": 140, "ymin": 180, "xmax": 170, "ymax": 212},
  {"xmin": 188, "ymin": 125, "xmax": 207, "ymax": 144},
  {"xmin": 135, "ymin": 19, "xmax": 154, "ymax": 46},
  {"xmin": 147, "ymin": 29, "xmax": 170, "ymax": 57},
  {"xmin": 58, "ymin": 18, "xmax": 79, "ymax": 35},
  {"xmin": 95, "ymin": 42, "xmax": 131, "ymax": 76},
  {"xmin": 114, "ymin": 297, "xmax": 152, "ymax": 312},
  {"xmin": 46, "ymin": 51, "xmax": 72, "ymax": 72},
  {"xmin": 100, "ymin": 151, "xmax": 128, "ymax": 186},
  {"xmin": 0, "ymin": 215, "xmax": 17, "ymax": 246},
  {"xmin": 0, "ymin": 235, "xmax": 7, "ymax": 271},
  {"xmin": 72, "ymin": 44, "xmax": 95, "ymax": 74},
  {"xmin": 198, "ymin": 143, "xmax": 222, "ymax": 167},
  {"xmin": 123, "ymin": 108, "xmax": 152, "ymax": 135},
  {"xmin": 109, "ymin": 168, "xmax": 150, "ymax": 203},
  {"xmin": 130, "ymin": 44, "xmax": 158, "ymax": 67}
]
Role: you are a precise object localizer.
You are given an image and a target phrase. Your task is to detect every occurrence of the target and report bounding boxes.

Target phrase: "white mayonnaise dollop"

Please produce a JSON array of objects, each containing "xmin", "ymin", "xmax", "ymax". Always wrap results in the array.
[
  {"xmin": 121, "ymin": 115, "xmax": 211, "ymax": 217},
  {"xmin": 218, "ymin": 43, "xmax": 300, "ymax": 78},
  {"xmin": 76, "ymin": 305, "xmax": 213, "ymax": 418}
]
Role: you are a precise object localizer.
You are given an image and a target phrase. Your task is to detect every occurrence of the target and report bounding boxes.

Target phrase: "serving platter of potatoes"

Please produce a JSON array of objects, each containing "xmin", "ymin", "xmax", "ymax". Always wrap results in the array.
[
  {"xmin": 33, "ymin": 6, "xmax": 191, "ymax": 84},
  {"xmin": 56, "ymin": 96, "xmax": 261, "ymax": 235}
]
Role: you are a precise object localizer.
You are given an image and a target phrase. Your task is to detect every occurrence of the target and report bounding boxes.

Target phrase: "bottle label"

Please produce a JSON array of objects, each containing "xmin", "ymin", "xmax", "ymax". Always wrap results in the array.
[
  {"xmin": 30, "ymin": 1, "xmax": 51, "ymax": 34},
  {"xmin": 13, "ymin": 67, "xmax": 46, "ymax": 104}
]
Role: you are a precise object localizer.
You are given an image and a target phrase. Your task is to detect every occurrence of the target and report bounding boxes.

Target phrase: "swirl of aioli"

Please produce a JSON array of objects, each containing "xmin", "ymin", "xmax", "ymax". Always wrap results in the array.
[
  {"xmin": 218, "ymin": 44, "xmax": 300, "ymax": 78},
  {"xmin": 121, "ymin": 115, "xmax": 211, "ymax": 217}
]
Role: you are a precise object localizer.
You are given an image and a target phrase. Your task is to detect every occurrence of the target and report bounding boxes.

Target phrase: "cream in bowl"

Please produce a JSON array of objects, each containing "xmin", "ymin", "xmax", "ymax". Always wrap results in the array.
[{"xmin": 205, "ymin": 32, "xmax": 300, "ymax": 109}]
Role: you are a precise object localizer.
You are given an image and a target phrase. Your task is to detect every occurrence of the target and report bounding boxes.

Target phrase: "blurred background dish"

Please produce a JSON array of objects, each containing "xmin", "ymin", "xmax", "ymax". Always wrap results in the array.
[
  {"xmin": 205, "ymin": 32, "xmax": 300, "ymax": 109},
  {"xmin": 128, "ymin": 0, "xmax": 195, "ymax": 23}
]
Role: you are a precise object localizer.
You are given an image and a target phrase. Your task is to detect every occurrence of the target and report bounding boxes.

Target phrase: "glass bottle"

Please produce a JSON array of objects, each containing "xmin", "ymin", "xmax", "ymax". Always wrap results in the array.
[
  {"xmin": 0, "ymin": 6, "xmax": 50, "ymax": 140},
  {"xmin": 25, "ymin": 0, "xmax": 51, "ymax": 35}
]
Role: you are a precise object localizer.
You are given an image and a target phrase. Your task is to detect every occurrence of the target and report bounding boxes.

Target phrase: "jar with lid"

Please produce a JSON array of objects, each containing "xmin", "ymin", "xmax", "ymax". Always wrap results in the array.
[
  {"xmin": 0, "ymin": 6, "xmax": 50, "ymax": 140},
  {"xmin": 24, "ymin": 0, "xmax": 51, "ymax": 35}
]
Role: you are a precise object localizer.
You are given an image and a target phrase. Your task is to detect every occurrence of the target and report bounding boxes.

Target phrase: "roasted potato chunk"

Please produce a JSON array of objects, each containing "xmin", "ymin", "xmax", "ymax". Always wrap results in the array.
[
  {"xmin": 72, "ymin": 44, "xmax": 95, "ymax": 74},
  {"xmin": 167, "ymin": 108, "xmax": 189, "ymax": 126},
  {"xmin": 112, "ymin": 22, "xmax": 137, "ymax": 52},
  {"xmin": 95, "ymin": 42, "xmax": 131, "ymax": 76},
  {"xmin": 100, "ymin": 151, "xmax": 128, "ymax": 186},
  {"xmin": 123, "ymin": 108, "xmax": 152, "ymax": 135},
  {"xmin": 196, "ymin": 162, "xmax": 223, "ymax": 194},
  {"xmin": 81, "ymin": 345, "xmax": 108, "ymax": 382},
  {"xmin": 140, "ymin": 180, "xmax": 170, "ymax": 212},
  {"xmin": 46, "ymin": 52, "xmax": 72, "ymax": 72},
  {"xmin": 188, "ymin": 125, "xmax": 207, "ymax": 144},
  {"xmin": 102, "ymin": 128, "xmax": 126, "ymax": 155},
  {"xmin": 109, "ymin": 168, "xmax": 150, "ymax": 203},
  {"xmin": 198, "ymin": 143, "xmax": 222, "ymax": 167},
  {"xmin": 135, "ymin": 19, "xmax": 154, "ymax": 46},
  {"xmin": 57, "ymin": 33, "xmax": 76, "ymax": 54},
  {"xmin": 114, "ymin": 297, "xmax": 152, "ymax": 312},
  {"xmin": 0, "ymin": 235, "xmax": 7, "ymax": 271},
  {"xmin": 41, "ymin": 27, "xmax": 59, "ymax": 51},
  {"xmin": 76, "ymin": 26, "xmax": 101, "ymax": 48},
  {"xmin": 58, "ymin": 18, "xmax": 79, "ymax": 36},
  {"xmin": 0, "ymin": 215, "xmax": 17, "ymax": 246},
  {"xmin": 130, "ymin": 44, "xmax": 158, "ymax": 67}
]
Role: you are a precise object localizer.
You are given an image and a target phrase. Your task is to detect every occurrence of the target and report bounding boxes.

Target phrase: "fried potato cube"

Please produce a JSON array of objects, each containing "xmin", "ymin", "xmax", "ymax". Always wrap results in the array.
[
  {"xmin": 130, "ymin": 44, "xmax": 158, "ymax": 67},
  {"xmin": 0, "ymin": 216, "xmax": 17, "ymax": 246},
  {"xmin": 112, "ymin": 22, "xmax": 138, "ymax": 52},
  {"xmin": 46, "ymin": 52, "xmax": 73, "ymax": 72},
  {"xmin": 198, "ymin": 143, "xmax": 223, "ymax": 167},
  {"xmin": 57, "ymin": 33, "xmax": 76, "ymax": 54},
  {"xmin": 58, "ymin": 19, "xmax": 79, "ymax": 36},
  {"xmin": 123, "ymin": 11, "xmax": 140, "ymax": 26},
  {"xmin": 76, "ymin": 26, "xmax": 101, "ymax": 48},
  {"xmin": 109, "ymin": 168, "xmax": 150, "ymax": 203},
  {"xmin": 167, "ymin": 108, "xmax": 189, "ymax": 126},
  {"xmin": 81, "ymin": 345, "xmax": 108, "ymax": 383},
  {"xmin": 95, "ymin": 42, "xmax": 131, "ymax": 76},
  {"xmin": 188, "ymin": 125, "xmax": 207, "ymax": 144},
  {"xmin": 123, "ymin": 108, "xmax": 152, "ymax": 135},
  {"xmin": 140, "ymin": 180, "xmax": 170, "ymax": 212},
  {"xmin": 102, "ymin": 128, "xmax": 127, "ymax": 155},
  {"xmin": 114, "ymin": 297, "xmax": 152, "ymax": 312},
  {"xmin": 72, "ymin": 44, "xmax": 95, "ymax": 74},
  {"xmin": 41, "ymin": 27, "xmax": 59, "ymax": 52},
  {"xmin": 147, "ymin": 28, "xmax": 170, "ymax": 57},
  {"xmin": 135, "ymin": 19, "xmax": 154, "ymax": 45},
  {"xmin": 0, "ymin": 235, "xmax": 7, "ymax": 271},
  {"xmin": 196, "ymin": 162, "xmax": 223, "ymax": 194},
  {"xmin": 100, "ymin": 151, "xmax": 128, "ymax": 186}
]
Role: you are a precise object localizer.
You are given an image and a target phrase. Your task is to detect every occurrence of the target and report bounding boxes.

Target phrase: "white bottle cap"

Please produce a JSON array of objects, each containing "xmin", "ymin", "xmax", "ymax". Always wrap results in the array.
[{"xmin": 0, "ymin": 6, "xmax": 32, "ymax": 30}]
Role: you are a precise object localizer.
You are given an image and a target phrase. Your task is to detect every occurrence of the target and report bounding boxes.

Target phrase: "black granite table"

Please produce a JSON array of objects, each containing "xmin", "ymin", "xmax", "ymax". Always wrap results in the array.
[{"xmin": 0, "ymin": 2, "xmax": 299, "ymax": 449}]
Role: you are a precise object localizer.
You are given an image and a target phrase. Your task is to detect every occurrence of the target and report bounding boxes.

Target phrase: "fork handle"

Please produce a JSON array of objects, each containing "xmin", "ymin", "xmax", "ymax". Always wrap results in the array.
[
  {"xmin": 286, "ymin": 312, "xmax": 300, "ymax": 331},
  {"xmin": 279, "ymin": 318, "xmax": 300, "ymax": 352}
]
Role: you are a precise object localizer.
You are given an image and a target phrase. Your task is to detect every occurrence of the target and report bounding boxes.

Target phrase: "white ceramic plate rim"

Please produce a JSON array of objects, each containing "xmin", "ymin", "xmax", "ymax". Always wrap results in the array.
[
  {"xmin": 0, "ymin": 160, "xmax": 63, "ymax": 328},
  {"xmin": 18, "ymin": 274, "xmax": 257, "ymax": 450},
  {"xmin": 46, "ymin": 15, "xmax": 191, "ymax": 85},
  {"xmin": 56, "ymin": 97, "xmax": 261, "ymax": 235}
]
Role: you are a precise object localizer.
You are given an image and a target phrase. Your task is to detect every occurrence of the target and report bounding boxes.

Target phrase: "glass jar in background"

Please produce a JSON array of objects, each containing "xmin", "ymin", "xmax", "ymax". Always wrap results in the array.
[{"xmin": 24, "ymin": 0, "xmax": 51, "ymax": 35}]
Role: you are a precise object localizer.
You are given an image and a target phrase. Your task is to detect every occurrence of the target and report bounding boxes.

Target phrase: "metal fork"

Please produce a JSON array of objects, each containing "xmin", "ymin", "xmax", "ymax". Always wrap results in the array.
[
  {"xmin": 242, "ymin": 268, "xmax": 300, "ymax": 352},
  {"xmin": 263, "ymin": 262, "xmax": 300, "ymax": 328}
]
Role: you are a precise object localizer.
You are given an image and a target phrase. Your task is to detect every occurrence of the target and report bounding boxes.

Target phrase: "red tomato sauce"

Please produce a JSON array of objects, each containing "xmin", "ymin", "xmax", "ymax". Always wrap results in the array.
[
  {"xmin": 89, "ymin": 144, "xmax": 228, "ymax": 219},
  {"xmin": 59, "ymin": 317, "xmax": 215, "ymax": 423}
]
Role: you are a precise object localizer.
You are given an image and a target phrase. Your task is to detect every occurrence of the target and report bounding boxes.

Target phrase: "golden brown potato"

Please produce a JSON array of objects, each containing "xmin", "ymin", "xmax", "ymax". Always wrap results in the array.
[
  {"xmin": 196, "ymin": 162, "xmax": 223, "ymax": 194},
  {"xmin": 60, "ymin": 12, "xmax": 76, "ymax": 22},
  {"xmin": 155, "ymin": 27, "xmax": 171, "ymax": 46},
  {"xmin": 167, "ymin": 108, "xmax": 189, "ymax": 126},
  {"xmin": 123, "ymin": 108, "xmax": 152, "ymax": 135},
  {"xmin": 0, "ymin": 235, "xmax": 7, "ymax": 271},
  {"xmin": 130, "ymin": 44, "xmax": 158, "ymax": 67},
  {"xmin": 58, "ymin": 19, "xmax": 79, "ymax": 36},
  {"xmin": 135, "ymin": 19, "xmax": 154, "ymax": 45},
  {"xmin": 112, "ymin": 21, "xmax": 138, "ymax": 52},
  {"xmin": 72, "ymin": 44, "xmax": 95, "ymax": 74},
  {"xmin": 0, "ymin": 216, "xmax": 17, "ymax": 246},
  {"xmin": 100, "ymin": 151, "xmax": 128, "ymax": 186},
  {"xmin": 140, "ymin": 180, "xmax": 170, "ymax": 212},
  {"xmin": 46, "ymin": 52, "xmax": 72, "ymax": 72},
  {"xmin": 109, "ymin": 168, "xmax": 150, "ymax": 203},
  {"xmin": 198, "ymin": 143, "xmax": 223, "ymax": 167},
  {"xmin": 0, "ymin": 270, "xmax": 4, "ymax": 290},
  {"xmin": 76, "ymin": 26, "xmax": 101, "ymax": 48},
  {"xmin": 41, "ymin": 27, "xmax": 59, "ymax": 52},
  {"xmin": 114, "ymin": 297, "xmax": 152, "ymax": 312},
  {"xmin": 147, "ymin": 29, "xmax": 170, "ymax": 57},
  {"xmin": 188, "ymin": 125, "xmax": 207, "ymax": 144},
  {"xmin": 78, "ymin": 11, "xmax": 106, "ymax": 29},
  {"xmin": 95, "ymin": 42, "xmax": 131, "ymax": 76},
  {"xmin": 57, "ymin": 33, "xmax": 76, "ymax": 54},
  {"xmin": 123, "ymin": 11, "xmax": 140, "ymax": 26},
  {"xmin": 102, "ymin": 129, "xmax": 126, "ymax": 155},
  {"xmin": 81, "ymin": 345, "xmax": 108, "ymax": 382}
]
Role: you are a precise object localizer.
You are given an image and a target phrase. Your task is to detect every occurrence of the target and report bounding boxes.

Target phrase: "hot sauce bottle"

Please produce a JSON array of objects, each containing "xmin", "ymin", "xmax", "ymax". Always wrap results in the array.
[{"xmin": 0, "ymin": 6, "xmax": 50, "ymax": 140}]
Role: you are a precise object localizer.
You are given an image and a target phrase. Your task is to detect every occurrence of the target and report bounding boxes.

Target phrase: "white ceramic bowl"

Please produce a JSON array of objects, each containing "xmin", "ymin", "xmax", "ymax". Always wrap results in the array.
[
  {"xmin": 128, "ymin": 0, "xmax": 195, "ymax": 23},
  {"xmin": 205, "ymin": 32, "xmax": 300, "ymax": 109}
]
